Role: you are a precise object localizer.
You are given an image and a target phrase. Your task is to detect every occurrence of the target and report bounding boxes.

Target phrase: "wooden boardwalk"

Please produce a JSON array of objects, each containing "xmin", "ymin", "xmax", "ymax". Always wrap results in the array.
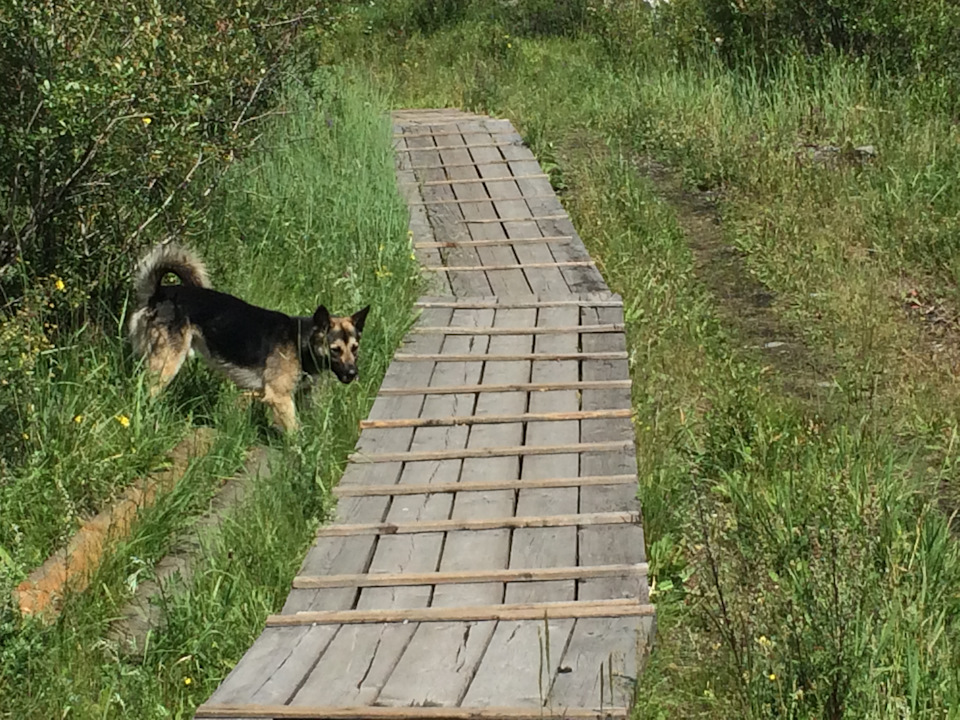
[{"xmin": 195, "ymin": 109, "xmax": 654, "ymax": 720}]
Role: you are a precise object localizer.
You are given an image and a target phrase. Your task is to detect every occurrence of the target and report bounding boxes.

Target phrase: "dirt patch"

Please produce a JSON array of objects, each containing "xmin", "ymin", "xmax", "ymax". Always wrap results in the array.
[
  {"xmin": 635, "ymin": 157, "xmax": 833, "ymax": 401},
  {"xmin": 14, "ymin": 428, "xmax": 216, "ymax": 620}
]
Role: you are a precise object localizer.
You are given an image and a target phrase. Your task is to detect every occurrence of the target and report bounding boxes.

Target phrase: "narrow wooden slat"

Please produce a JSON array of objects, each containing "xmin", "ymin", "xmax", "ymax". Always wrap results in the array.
[
  {"xmin": 403, "ymin": 173, "xmax": 548, "ymax": 187},
  {"xmin": 414, "ymin": 299, "xmax": 622, "ymax": 309},
  {"xmin": 378, "ymin": 379, "xmax": 631, "ymax": 396},
  {"xmin": 414, "ymin": 235, "xmax": 569, "ymax": 247},
  {"xmin": 332, "ymin": 473, "xmax": 637, "ymax": 497},
  {"xmin": 265, "ymin": 598, "xmax": 653, "ymax": 627},
  {"xmin": 349, "ymin": 440, "xmax": 632, "ymax": 464},
  {"xmin": 405, "ymin": 159, "xmax": 515, "ymax": 170},
  {"xmin": 360, "ymin": 409, "xmax": 631, "ymax": 429},
  {"xmin": 424, "ymin": 260, "xmax": 594, "ymax": 273},
  {"xmin": 394, "ymin": 130, "xmax": 504, "ymax": 138},
  {"xmin": 317, "ymin": 511, "xmax": 638, "ymax": 537},
  {"xmin": 397, "ymin": 142, "xmax": 515, "ymax": 152},
  {"xmin": 408, "ymin": 194, "xmax": 555, "ymax": 207},
  {"xmin": 292, "ymin": 563, "xmax": 648, "ymax": 589},
  {"xmin": 393, "ymin": 351, "xmax": 627, "ymax": 362},
  {"xmin": 459, "ymin": 214, "xmax": 566, "ymax": 224},
  {"xmin": 196, "ymin": 704, "xmax": 628, "ymax": 719},
  {"xmin": 411, "ymin": 323, "xmax": 621, "ymax": 336}
]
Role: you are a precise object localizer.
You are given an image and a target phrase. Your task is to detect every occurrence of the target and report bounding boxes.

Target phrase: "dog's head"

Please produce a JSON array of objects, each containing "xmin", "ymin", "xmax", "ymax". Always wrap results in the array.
[{"xmin": 312, "ymin": 305, "xmax": 370, "ymax": 384}]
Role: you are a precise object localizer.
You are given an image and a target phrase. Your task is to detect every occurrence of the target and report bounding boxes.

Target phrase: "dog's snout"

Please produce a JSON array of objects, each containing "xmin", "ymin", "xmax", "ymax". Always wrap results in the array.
[{"xmin": 340, "ymin": 367, "xmax": 357, "ymax": 383}]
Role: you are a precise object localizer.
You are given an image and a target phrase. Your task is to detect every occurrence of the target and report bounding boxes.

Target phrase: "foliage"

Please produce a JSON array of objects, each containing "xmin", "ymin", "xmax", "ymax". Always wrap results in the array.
[{"xmin": 0, "ymin": 0, "xmax": 332, "ymax": 459}]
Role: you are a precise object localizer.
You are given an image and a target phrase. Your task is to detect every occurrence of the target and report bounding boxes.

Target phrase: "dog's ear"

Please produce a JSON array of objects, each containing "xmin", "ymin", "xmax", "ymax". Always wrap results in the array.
[
  {"xmin": 313, "ymin": 305, "xmax": 331, "ymax": 332},
  {"xmin": 352, "ymin": 306, "xmax": 370, "ymax": 336}
]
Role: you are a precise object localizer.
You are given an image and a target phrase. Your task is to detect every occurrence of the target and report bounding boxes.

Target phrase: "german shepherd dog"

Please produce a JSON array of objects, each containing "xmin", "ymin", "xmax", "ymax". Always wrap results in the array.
[{"xmin": 128, "ymin": 242, "xmax": 369, "ymax": 432}]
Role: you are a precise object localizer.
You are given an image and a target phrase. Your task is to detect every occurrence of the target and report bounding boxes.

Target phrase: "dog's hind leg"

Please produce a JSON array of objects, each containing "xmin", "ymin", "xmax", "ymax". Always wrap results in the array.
[{"xmin": 146, "ymin": 327, "xmax": 190, "ymax": 397}]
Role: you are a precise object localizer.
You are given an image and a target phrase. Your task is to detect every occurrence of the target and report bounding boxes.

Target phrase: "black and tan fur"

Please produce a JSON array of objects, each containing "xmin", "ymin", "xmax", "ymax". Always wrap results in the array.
[{"xmin": 128, "ymin": 242, "xmax": 369, "ymax": 432}]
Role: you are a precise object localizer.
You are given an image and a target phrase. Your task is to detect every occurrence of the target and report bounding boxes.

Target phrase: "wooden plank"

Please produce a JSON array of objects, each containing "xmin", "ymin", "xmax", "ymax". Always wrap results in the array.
[
  {"xmin": 397, "ymin": 142, "xmax": 516, "ymax": 152},
  {"xmin": 377, "ymin": 380, "xmax": 631, "ymax": 396},
  {"xmin": 409, "ymin": 194, "xmax": 555, "ymax": 207},
  {"xmin": 410, "ymin": 323, "xmax": 620, "ymax": 335},
  {"xmin": 292, "ymin": 563, "xmax": 648, "ymax": 589},
  {"xmin": 265, "ymin": 599, "xmax": 655, "ymax": 627},
  {"xmin": 195, "ymin": 705, "xmax": 629, "ymax": 719},
  {"xmin": 375, "ymin": 305, "xmax": 534, "ymax": 707},
  {"xmin": 459, "ymin": 214, "xmax": 566, "ymax": 224},
  {"xmin": 404, "ymin": 173, "xmax": 548, "ymax": 187},
  {"xmin": 413, "ymin": 298, "xmax": 621, "ymax": 309},
  {"xmin": 406, "ymin": 159, "xmax": 517, "ymax": 170},
  {"xmin": 348, "ymin": 440, "xmax": 633, "ymax": 464},
  {"xmin": 548, "ymin": 305, "xmax": 650, "ymax": 709},
  {"xmin": 463, "ymin": 305, "xmax": 581, "ymax": 706},
  {"xmin": 414, "ymin": 233, "xmax": 568, "ymax": 246},
  {"xmin": 360, "ymin": 409, "xmax": 632, "ymax": 429},
  {"xmin": 316, "ymin": 511, "xmax": 638, "ymax": 537},
  {"xmin": 393, "ymin": 352, "xmax": 627, "ymax": 362},
  {"xmin": 332, "ymin": 474, "xmax": 637, "ymax": 498},
  {"xmin": 424, "ymin": 260, "xmax": 594, "ymax": 273}
]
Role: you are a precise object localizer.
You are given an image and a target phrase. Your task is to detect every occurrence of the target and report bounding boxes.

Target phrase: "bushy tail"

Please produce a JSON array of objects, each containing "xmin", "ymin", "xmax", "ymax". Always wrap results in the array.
[{"xmin": 132, "ymin": 242, "xmax": 211, "ymax": 307}]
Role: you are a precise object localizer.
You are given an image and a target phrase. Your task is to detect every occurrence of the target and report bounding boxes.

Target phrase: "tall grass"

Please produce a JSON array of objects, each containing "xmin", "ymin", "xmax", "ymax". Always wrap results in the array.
[{"xmin": 0, "ymin": 69, "xmax": 420, "ymax": 719}]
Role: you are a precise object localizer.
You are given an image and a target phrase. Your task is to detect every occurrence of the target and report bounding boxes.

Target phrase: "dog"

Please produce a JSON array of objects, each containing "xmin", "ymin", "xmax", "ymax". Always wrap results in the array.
[{"xmin": 128, "ymin": 242, "xmax": 369, "ymax": 432}]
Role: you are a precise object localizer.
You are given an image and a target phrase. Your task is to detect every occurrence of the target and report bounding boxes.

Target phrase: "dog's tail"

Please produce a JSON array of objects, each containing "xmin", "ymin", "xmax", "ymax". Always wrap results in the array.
[{"xmin": 132, "ymin": 242, "xmax": 211, "ymax": 307}]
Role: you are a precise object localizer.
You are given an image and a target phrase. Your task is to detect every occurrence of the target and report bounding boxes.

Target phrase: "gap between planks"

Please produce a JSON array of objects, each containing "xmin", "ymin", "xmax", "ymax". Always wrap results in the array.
[
  {"xmin": 403, "ymin": 159, "xmax": 524, "ymax": 170},
  {"xmin": 317, "ymin": 510, "xmax": 639, "ymax": 537},
  {"xmin": 195, "ymin": 704, "xmax": 629, "ymax": 719},
  {"xmin": 332, "ymin": 473, "xmax": 636, "ymax": 497},
  {"xmin": 360, "ymin": 408, "xmax": 632, "ymax": 429},
  {"xmin": 393, "ymin": 351, "xmax": 627, "ymax": 362},
  {"xmin": 377, "ymin": 379, "xmax": 631, "ymax": 396},
  {"xmin": 410, "ymin": 323, "xmax": 622, "ymax": 336},
  {"xmin": 424, "ymin": 260, "xmax": 594, "ymax": 273},
  {"xmin": 266, "ymin": 598, "xmax": 654, "ymax": 627},
  {"xmin": 292, "ymin": 562, "xmax": 648, "ymax": 589},
  {"xmin": 348, "ymin": 440, "xmax": 632, "ymax": 464}
]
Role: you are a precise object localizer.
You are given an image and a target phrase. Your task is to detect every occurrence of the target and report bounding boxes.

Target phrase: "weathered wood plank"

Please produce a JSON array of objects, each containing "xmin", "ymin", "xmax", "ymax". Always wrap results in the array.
[
  {"xmin": 410, "ymin": 323, "xmax": 621, "ymax": 335},
  {"xmin": 332, "ymin": 475, "xmax": 636, "ymax": 498},
  {"xmin": 348, "ymin": 440, "xmax": 632, "ymax": 464},
  {"xmin": 360, "ymin": 409, "xmax": 631, "ymax": 429},
  {"xmin": 316, "ymin": 511, "xmax": 638, "ymax": 537},
  {"xmin": 375, "ymin": 306, "xmax": 533, "ymax": 707},
  {"xmin": 394, "ymin": 352, "xmax": 627, "ymax": 362},
  {"xmin": 292, "ymin": 564, "xmax": 648, "ymax": 589},
  {"xmin": 267, "ymin": 599, "xmax": 653, "ymax": 626},
  {"xmin": 377, "ymin": 380, "xmax": 631, "ymax": 396},
  {"xmin": 196, "ymin": 704, "xmax": 629, "ymax": 719}
]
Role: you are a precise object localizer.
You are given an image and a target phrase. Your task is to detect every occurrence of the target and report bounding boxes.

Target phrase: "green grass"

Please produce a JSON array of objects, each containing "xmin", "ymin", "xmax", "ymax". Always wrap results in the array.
[
  {"xmin": 318, "ymin": 3, "xmax": 960, "ymax": 716},
  {"xmin": 0, "ymin": 69, "xmax": 420, "ymax": 718}
]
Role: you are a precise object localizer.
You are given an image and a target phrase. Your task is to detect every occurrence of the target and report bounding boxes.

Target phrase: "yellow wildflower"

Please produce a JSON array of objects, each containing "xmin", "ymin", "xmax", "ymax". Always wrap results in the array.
[
  {"xmin": 117, "ymin": 414, "xmax": 131, "ymax": 428},
  {"xmin": 184, "ymin": 677, "xmax": 192, "ymax": 686},
  {"xmin": 74, "ymin": 415, "xmax": 83, "ymax": 424},
  {"xmin": 55, "ymin": 278, "xmax": 65, "ymax": 292},
  {"xmin": 768, "ymin": 673, "xmax": 777, "ymax": 681},
  {"xmin": 142, "ymin": 117, "xmax": 152, "ymax": 125}
]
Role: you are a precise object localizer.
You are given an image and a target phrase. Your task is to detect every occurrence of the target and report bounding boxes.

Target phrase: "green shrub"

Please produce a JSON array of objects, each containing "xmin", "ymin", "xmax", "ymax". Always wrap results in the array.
[{"xmin": 0, "ymin": 0, "xmax": 328, "ymax": 460}]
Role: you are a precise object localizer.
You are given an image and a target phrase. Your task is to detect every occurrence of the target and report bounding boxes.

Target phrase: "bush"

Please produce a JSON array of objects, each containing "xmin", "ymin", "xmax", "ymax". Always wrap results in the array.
[{"xmin": 0, "ymin": 0, "xmax": 329, "ymax": 459}]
